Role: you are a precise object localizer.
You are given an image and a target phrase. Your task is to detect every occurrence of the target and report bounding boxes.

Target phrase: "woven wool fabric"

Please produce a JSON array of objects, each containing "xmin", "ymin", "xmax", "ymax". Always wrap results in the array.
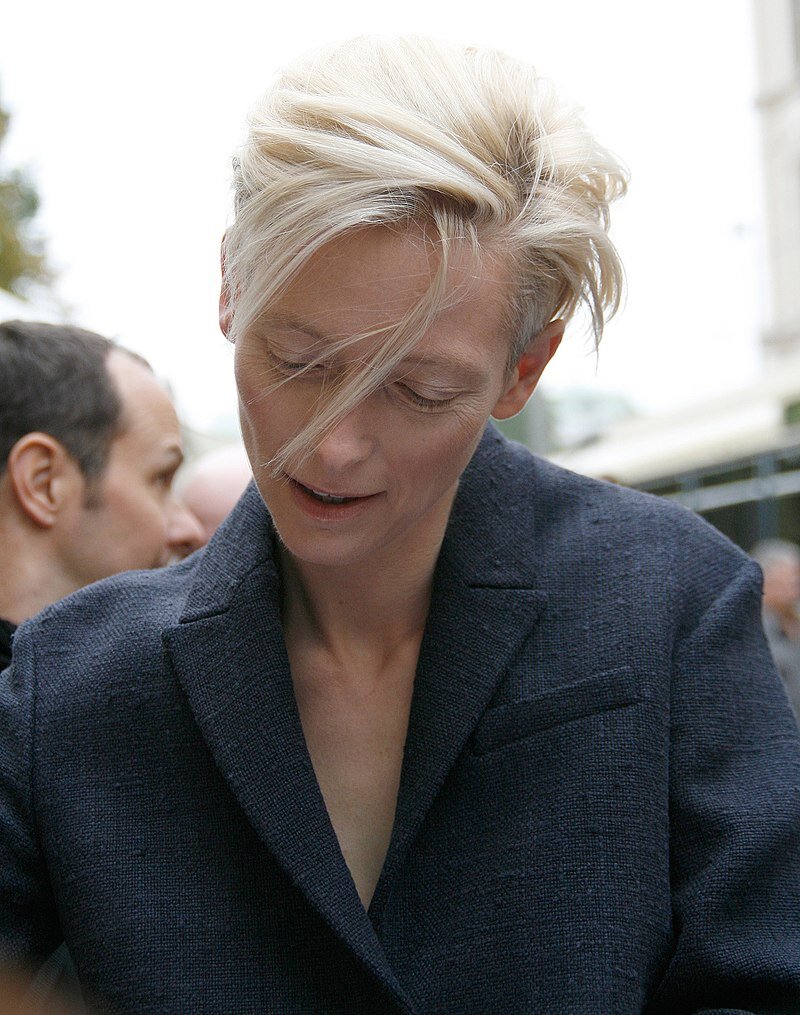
[{"xmin": 1, "ymin": 425, "xmax": 800, "ymax": 1013}]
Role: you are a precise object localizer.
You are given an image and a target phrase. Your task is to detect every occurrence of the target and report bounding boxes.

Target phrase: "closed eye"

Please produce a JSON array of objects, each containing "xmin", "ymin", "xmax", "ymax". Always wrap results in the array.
[
  {"xmin": 396, "ymin": 383, "xmax": 458, "ymax": 410},
  {"xmin": 267, "ymin": 350, "xmax": 317, "ymax": 374}
]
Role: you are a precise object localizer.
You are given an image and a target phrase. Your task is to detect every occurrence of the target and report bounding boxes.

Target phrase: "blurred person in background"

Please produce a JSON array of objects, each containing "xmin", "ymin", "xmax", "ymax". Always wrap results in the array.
[
  {"xmin": 179, "ymin": 443, "xmax": 252, "ymax": 545},
  {"xmin": 1, "ymin": 37, "xmax": 800, "ymax": 1013},
  {"xmin": 0, "ymin": 319, "xmax": 204, "ymax": 669},
  {"xmin": 751, "ymin": 538, "xmax": 800, "ymax": 722}
]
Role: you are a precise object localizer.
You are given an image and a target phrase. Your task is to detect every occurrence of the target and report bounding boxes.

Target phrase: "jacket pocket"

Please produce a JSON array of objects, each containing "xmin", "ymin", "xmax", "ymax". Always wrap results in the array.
[{"xmin": 472, "ymin": 666, "xmax": 640, "ymax": 756}]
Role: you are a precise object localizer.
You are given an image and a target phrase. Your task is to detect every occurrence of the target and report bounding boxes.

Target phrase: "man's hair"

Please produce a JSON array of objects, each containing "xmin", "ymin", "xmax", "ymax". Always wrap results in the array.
[
  {"xmin": 0, "ymin": 320, "xmax": 148, "ymax": 479},
  {"xmin": 223, "ymin": 34, "xmax": 627, "ymax": 470}
]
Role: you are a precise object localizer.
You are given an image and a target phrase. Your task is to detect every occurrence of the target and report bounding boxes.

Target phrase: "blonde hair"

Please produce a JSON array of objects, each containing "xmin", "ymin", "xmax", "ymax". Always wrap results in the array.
[{"xmin": 224, "ymin": 34, "xmax": 627, "ymax": 471}]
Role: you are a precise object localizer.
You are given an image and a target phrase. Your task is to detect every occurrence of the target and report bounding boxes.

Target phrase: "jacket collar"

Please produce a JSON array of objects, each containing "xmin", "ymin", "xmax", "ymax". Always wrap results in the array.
[
  {"xmin": 176, "ymin": 424, "xmax": 544, "ymax": 618},
  {"xmin": 163, "ymin": 425, "xmax": 546, "ymax": 1006}
]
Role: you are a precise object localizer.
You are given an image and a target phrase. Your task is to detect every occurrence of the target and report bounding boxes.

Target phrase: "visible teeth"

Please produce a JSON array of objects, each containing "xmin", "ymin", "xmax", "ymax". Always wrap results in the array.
[{"xmin": 307, "ymin": 487, "xmax": 351, "ymax": 504}]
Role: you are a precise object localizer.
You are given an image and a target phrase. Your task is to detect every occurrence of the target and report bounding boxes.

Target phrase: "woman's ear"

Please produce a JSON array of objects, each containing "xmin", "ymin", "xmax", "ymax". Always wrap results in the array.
[
  {"xmin": 5, "ymin": 433, "xmax": 81, "ymax": 528},
  {"xmin": 219, "ymin": 235, "xmax": 233, "ymax": 339},
  {"xmin": 491, "ymin": 319, "xmax": 565, "ymax": 420}
]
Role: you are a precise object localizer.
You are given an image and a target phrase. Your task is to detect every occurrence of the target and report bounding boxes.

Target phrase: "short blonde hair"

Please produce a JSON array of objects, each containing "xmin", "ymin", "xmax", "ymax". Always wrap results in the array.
[{"xmin": 224, "ymin": 34, "xmax": 626, "ymax": 469}]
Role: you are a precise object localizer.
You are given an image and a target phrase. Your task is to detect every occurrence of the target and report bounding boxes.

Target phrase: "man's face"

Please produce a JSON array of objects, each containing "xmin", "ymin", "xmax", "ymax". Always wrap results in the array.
[{"xmin": 60, "ymin": 351, "xmax": 203, "ymax": 588}]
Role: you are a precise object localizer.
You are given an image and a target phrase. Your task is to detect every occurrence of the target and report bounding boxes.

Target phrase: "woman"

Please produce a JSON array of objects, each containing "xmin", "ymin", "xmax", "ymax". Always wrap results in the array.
[{"xmin": 2, "ymin": 35, "xmax": 800, "ymax": 1014}]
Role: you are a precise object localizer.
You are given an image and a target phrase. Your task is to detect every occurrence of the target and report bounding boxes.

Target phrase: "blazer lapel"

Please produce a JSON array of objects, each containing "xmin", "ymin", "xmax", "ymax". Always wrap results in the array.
[
  {"xmin": 163, "ymin": 487, "xmax": 412, "ymax": 1012},
  {"xmin": 163, "ymin": 426, "xmax": 545, "ymax": 1000},
  {"xmin": 370, "ymin": 427, "xmax": 547, "ymax": 919}
]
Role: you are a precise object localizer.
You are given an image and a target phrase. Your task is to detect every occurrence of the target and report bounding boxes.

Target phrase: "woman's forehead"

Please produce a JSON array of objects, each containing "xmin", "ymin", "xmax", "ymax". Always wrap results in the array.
[{"xmin": 273, "ymin": 224, "xmax": 513, "ymax": 338}]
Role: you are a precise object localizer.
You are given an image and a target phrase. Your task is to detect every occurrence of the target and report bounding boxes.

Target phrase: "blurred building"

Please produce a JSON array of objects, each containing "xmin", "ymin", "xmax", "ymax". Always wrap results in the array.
[
  {"xmin": 754, "ymin": 0, "xmax": 800, "ymax": 362},
  {"xmin": 551, "ymin": 1, "xmax": 800, "ymax": 552},
  {"xmin": 552, "ymin": 359, "xmax": 800, "ymax": 549},
  {"xmin": 496, "ymin": 387, "xmax": 636, "ymax": 455}
]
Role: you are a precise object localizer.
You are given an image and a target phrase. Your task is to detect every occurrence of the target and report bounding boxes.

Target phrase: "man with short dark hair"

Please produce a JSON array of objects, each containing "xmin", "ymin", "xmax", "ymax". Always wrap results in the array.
[{"xmin": 0, "ymin": 320, "xmax": 204, "ymax": 668}]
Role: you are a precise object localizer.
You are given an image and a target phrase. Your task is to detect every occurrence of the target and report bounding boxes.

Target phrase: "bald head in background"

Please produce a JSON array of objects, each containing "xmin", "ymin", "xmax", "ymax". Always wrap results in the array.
[{"xmin": 180, "ymin": 444, "xmax": 252, "ymax": 546}]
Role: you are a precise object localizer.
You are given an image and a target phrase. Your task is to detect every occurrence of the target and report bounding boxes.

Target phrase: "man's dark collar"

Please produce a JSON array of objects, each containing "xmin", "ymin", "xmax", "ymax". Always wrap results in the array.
[{"xmin": 0, "ymin": 617, "xmax": 15, "ymax": 670}]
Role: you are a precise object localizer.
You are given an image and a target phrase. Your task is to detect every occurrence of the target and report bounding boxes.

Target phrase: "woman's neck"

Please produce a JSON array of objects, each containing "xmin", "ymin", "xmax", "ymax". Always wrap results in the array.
[{"xmin": 278, "ymin": 540, "xmax": 439, "ymax": 669}]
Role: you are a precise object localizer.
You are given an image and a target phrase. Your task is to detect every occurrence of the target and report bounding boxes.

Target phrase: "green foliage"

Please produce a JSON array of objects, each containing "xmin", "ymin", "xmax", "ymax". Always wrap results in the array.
[
  {"xmin": 0, "ymin": 90, "xmax": 50, "ymax": 295},
  {"xmin": 493, "ymin": 391, "xmax": 554, "ymax": 455},
  {"xmin": 785, "ymin": 399, "xmax": 800, "ymax": 426},
  {"xmin": 493, "ymin": 410, "xmax": 530, "ymax": 445}
]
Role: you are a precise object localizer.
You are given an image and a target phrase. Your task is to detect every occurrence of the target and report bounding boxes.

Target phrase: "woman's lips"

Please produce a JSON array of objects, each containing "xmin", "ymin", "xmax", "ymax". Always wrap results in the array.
[
  {"xmin": 286, "ymin": 476, "xmax": 381, "ymax": 520},
  {"xmin": 298, "ymin": 483, "xmax": 359, "ymax": 504}
]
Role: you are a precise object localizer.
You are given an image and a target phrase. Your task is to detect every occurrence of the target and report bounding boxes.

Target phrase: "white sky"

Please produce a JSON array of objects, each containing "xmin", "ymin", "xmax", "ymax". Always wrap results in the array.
[{"xmin": 0, "ymin": 0, "xmax": 762, "ymax": 431}]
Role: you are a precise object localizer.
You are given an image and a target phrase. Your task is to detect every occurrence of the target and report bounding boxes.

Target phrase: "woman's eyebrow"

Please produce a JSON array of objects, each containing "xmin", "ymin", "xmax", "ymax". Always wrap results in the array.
[
  {"xmin": 263, "ymin": 314, "xmax": 326, "ymax": 343},
  {"xmin": 398, "ymin": 355, "xmax": 485, "ymax": 386}
]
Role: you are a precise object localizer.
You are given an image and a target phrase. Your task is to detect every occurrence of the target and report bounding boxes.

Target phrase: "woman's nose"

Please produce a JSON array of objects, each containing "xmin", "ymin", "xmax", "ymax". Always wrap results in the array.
[{"xmin": 313, "ymin": 407, "xmax": 375, "ymax": 471}]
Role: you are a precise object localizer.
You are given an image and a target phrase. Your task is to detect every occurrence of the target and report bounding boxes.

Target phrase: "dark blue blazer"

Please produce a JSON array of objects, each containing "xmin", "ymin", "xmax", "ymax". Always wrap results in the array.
[{"xmin": 2, "ymin": 427, "xmax": 800, "ymax": 1013}]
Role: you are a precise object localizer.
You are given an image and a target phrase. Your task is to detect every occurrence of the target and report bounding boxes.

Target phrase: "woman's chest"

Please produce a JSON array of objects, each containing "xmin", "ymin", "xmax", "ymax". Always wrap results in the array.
[{"xmin": 290, "ymin": 649, "xmax": 417, "ymax": 907}]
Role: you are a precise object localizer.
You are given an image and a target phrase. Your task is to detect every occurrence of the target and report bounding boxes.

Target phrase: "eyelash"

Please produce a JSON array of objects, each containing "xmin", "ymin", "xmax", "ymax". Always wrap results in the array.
[
  {"xmin": 396, "ymin": 383, "xmax": 457, "ymax": 410},
  {"xmin": 268, "ymin": 351, "xmax": 315, "ymax": 374},
  {"xmin": 269, "ymin": 351, "xmax": 456, "ymax": 410}
]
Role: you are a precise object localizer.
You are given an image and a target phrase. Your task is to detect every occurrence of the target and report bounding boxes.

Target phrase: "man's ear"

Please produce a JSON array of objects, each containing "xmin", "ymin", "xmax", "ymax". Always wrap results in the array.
[
  {"xmin": 5, "ymin": 433, "xmax": 82, "ymax": 528},
  {"xmin": 219, "ymin": 235, "xmax": 233, "ymax": 339},
  {"xmin": 491, "ymin": 319, "xmax": 565, "ymax": 420}
]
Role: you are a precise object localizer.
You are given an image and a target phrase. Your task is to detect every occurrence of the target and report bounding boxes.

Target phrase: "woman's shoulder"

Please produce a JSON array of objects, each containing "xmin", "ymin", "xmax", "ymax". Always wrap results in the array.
[{"xmin": 472, "ymin": 426, "xmax": 752, "ymax": 582}]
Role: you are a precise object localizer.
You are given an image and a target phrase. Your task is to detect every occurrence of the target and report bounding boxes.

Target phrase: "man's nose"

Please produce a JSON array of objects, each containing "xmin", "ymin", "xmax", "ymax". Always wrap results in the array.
[{"xmin": 166, "ymin": 499, "xmax": 206, "ymax": 558}]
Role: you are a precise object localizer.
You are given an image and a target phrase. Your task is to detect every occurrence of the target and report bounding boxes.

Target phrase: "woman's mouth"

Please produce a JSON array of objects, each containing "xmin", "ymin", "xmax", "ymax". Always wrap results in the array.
[
  {"xmin": 302, "ymin": 485, "xmax": 358, "ymax": 505},
  {"xmin": 286, "ymin": 475, "xmax": 381, "ymax": 520}
]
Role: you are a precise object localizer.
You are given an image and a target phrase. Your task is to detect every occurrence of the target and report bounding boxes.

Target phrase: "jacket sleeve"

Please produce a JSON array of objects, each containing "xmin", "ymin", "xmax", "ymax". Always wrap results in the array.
[
  {"xmin": 0, "ymin": 626, "xmax": 62, "ymax": 970},
  {"xmin": 649, "ymin": 557, "xmax": 800, "ymax": 1013}
]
